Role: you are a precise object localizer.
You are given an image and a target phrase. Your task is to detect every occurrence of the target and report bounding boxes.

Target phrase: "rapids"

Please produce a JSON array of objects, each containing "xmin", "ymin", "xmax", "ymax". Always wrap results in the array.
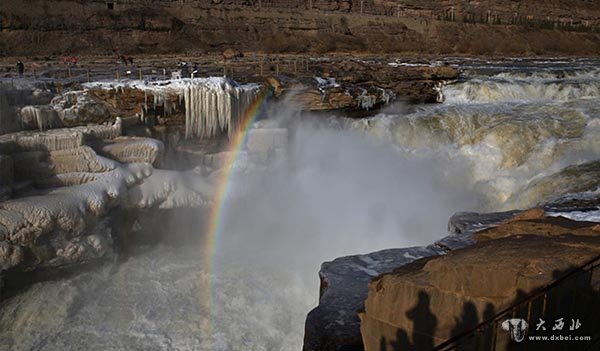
[
  {"xmin": 356, "ymin": 60, "xmax": 600, "ymax": 208},
  {"xmin": 2, "ymin": 59, "xmax": 600, "ymax": 351}
]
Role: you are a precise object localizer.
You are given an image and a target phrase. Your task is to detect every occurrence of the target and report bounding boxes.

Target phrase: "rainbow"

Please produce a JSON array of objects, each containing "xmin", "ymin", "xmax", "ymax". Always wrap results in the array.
[{"xmin": 201, "ymin": 86, "xmax": 271, "ymax": 321}]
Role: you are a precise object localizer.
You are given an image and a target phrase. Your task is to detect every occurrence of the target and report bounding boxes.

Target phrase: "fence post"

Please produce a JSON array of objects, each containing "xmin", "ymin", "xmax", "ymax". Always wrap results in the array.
[
  {"xmin": 260, "ymin": 58, "xmax": 264, "ymax": 76},
  {"xmin": 139, "ymin": 68, "xmax": 143, "ymax": 81}
]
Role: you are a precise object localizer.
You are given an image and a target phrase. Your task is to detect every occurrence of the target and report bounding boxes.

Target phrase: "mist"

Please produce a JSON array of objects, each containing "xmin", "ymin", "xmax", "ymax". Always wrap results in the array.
[
  {"xmin": 0, "ymin": 103, "xmax": 484, "ymax": 351},
  {"xmin": 204, "ymin": 103, "xmax": 481, "ymax": 349}
]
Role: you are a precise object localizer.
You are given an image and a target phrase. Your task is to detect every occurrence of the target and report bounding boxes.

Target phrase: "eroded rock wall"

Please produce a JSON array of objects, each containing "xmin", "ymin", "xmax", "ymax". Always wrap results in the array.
[{"xmin": 1, "ymin": 0, "xmax": 599, "ymax": 56}]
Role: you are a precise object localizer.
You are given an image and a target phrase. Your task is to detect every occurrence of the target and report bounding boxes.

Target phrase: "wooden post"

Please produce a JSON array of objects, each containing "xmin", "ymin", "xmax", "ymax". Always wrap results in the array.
[
  {"xmin": 139, "ymin": 68, "xmax": 143, "ymax": 80},
  {"xmin": 87, "ymin": 69, "xmax": 91, "ymax": 83},
  {"xmin": 360, "ymin": 0, "xmax": 363, "ymax": 16},
  {"xmin": 116, "ymin": 69, "xmax": 120, "ymax": 81},
  {"xmin": 223, "ymin": 65, "xmax": 227, "ymax": 77}
]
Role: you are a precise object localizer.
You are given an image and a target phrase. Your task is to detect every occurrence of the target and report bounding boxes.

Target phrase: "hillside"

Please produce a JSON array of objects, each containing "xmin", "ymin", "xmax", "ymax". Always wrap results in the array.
[{"xmin": 1, "ymin": 0, "xmax": 600, "ymax": 57}]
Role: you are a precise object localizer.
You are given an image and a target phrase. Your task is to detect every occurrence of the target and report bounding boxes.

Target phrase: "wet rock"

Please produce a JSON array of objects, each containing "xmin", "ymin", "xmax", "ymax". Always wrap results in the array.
[
  {"xmin": 302, "ymin": 208, "xmax": 521, "ymax": 351},
  {"xmin": 325, "ymin": 61, "xmax": 458, "ymax": 103},
  {"xmin": 446, "ymin": 210, "xmax": 521, "ymax": 236},
  {"xmin": 303, "ymin": 246, "xmax": 440, "ymax": 351},
  {"xmin": 286, "ymin": 77, "xmax": 394, "ymax": 112},
  {"xmin": 474, "ymin": 212, "xmax": 600, "ymax": 242},
  {"xmin": 360, "ymin": 235, "xmax": 600, "ymax": 350},
  {"xmin": 434, "ymin": 210, "xmax": 520, "ymax": 251}
]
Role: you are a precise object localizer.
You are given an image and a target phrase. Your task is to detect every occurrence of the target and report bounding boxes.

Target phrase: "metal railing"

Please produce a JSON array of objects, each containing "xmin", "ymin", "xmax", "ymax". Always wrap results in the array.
[{"xmin": 433, "ymin": 254, "xmax": 600, "ymax": 351}]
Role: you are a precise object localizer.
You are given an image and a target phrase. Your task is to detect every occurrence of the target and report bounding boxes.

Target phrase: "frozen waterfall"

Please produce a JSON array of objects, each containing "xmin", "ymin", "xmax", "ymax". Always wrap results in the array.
[
  {"xmin": 84, "ymin": 78, "xmax": 261, "ymax": 139},
  {"xmin": 182, "ymin": 79, "xmax": 259, "ymax": 139}
]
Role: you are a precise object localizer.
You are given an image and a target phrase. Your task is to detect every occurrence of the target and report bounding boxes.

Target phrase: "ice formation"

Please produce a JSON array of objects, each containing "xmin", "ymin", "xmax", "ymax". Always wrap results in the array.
[
  {"xmin": 20, "ymin": 105, "xmax": 60, "ymax": 131},
  {"xmin": 357, "ymin": 89, "xmax": 377, "ymax": 110},
  {"xmin": 127, "ymin": 168, "xmax": 212, "ymax": 209},
  {"xmin": 84, "ymin": 78, "xmax": 261, "ymax": 139},
  {"xmin": 0, "ymin": 161, "xmax": 152, "ymax": 271},
  {"xmin": 94, "ymin": 137, "xmax": 165, "ymax": 166},
  {"xmin": 0, "ymin": 120, "xmax": 121, "ymax": 153}
]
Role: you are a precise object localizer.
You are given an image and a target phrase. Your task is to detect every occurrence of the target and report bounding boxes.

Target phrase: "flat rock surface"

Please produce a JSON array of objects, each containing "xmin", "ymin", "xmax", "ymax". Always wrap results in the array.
[{"xmin": 360, "ymin": 235, "xmax": 600, "ymax": 350}]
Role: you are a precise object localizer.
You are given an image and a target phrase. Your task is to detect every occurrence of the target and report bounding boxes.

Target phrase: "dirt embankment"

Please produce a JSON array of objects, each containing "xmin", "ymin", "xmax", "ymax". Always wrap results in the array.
[{"xmin": 1, "ymin": 0, "xmax": 600, "ymax": 57}]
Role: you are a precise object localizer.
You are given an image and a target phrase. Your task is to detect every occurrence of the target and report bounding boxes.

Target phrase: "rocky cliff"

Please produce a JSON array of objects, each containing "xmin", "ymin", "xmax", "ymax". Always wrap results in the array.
[
  {"xmin": 305, "ymin": 206, "xmax": 600, "ymax": 350},
  {"xmin": 1, "ymin": 0, "xmax": 600, "ymax": 56}
]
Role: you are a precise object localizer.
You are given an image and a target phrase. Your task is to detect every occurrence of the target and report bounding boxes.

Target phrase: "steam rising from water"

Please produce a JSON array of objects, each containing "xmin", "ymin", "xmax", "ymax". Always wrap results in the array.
[{"xmin": 0, "ymin": 108, "xmax": 481, "ymax": 351}]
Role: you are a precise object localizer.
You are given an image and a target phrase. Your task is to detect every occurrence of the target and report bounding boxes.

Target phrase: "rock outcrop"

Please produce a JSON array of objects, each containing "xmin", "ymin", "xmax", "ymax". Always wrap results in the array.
[
  {"xmin": 0, "ymin": 119, "xmax": 213, "ymax": 284},
  {"xmin": 0, "ymin": 162, "xmax": 151, "ymax": 272},
  {"xmin": 303, "ymin": 246, "xmax": 441, "ymax": 351},
  {"xmin": 357, "ymin": 208, "xmax": 600, "ymax": 350},
  {"xmin": 304, "ymin": 202, "xmax": 600, "ymax": 351},
  {"xmin": 2, "ymin": 0, "xmax": 600, "ymax": 56},
  {"xmin": 302, "ymin": 207, "xmax": 522, "ymax": 351},
  {"xmin": 474, "ymin": 208, "xmax": 600, "ymax": 242},
  {"xmin": 360, "ymin": 234, "xmax": 600, "ymax": 350}
]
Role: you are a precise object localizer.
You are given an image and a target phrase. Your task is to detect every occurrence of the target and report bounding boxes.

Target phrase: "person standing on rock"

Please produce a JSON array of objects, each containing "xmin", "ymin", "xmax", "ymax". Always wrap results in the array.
[{"xmin": 16, "ymin": 61, "xmax": 24, "ymax": 77}]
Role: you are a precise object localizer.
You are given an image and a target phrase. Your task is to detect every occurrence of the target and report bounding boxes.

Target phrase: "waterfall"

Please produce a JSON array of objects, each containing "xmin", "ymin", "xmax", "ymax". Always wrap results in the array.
[
  {"xmin": 84, "ymin": 78, "xmax": 260, "ymax": 140},
  {"xmin": 181, "ymin": 78, "xmax": 259, "ymax": 139},
  {"xmin": 441, "ymin": 70, "xmax": 600, "ymax": 104}
]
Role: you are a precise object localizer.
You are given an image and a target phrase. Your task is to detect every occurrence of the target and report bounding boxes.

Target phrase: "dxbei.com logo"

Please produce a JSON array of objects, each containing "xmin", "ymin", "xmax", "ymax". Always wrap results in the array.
[
  {"xmin": 501, "ymin": 318, "xmax": 528, "ymax": 342},
  {"xmin": 500, "ymin": 317, "xmax": 588, "ymax": 343}
]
